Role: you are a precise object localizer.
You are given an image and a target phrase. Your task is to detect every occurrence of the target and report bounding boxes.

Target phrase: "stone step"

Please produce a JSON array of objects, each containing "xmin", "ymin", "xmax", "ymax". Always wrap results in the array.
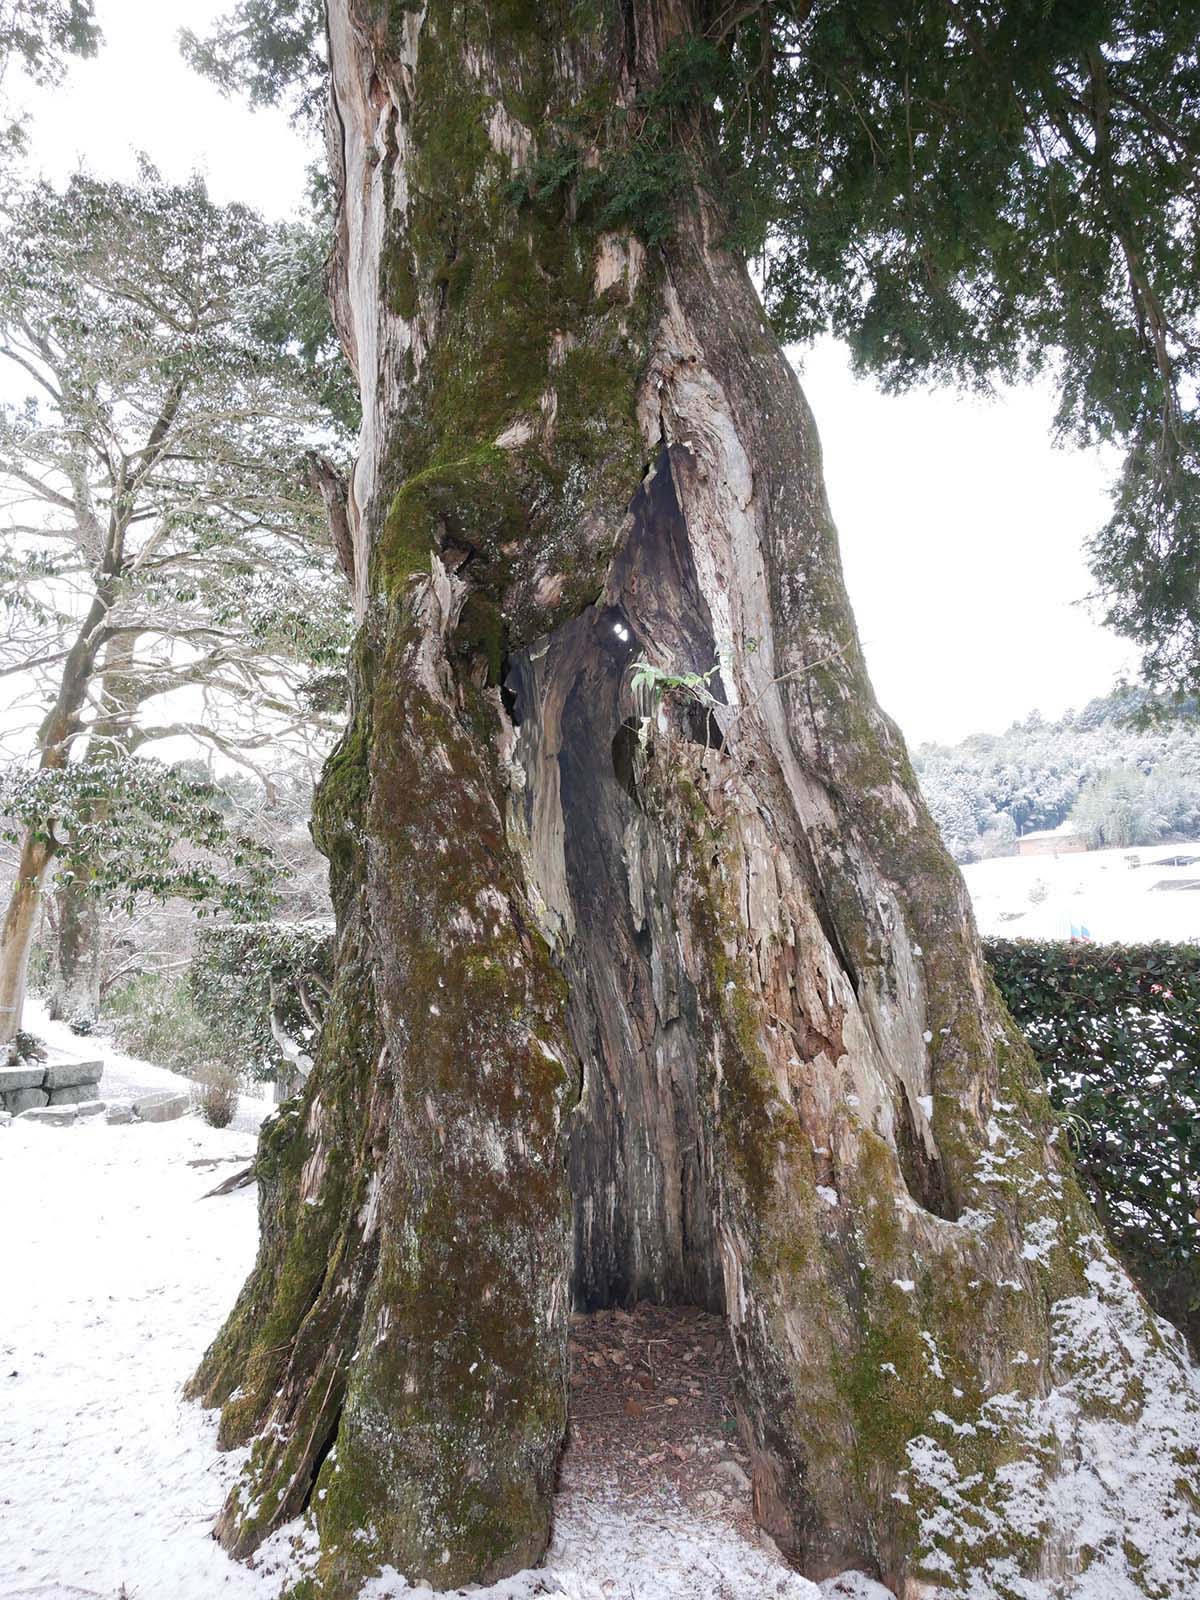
[
  {"xmin": 17, "ymin": 1105, "xmax": 79, "ymax": 1127},
  {"xmin": 0, "ymin": 1064, "xmax": 47, "ymax": 1092},
  {"xmin": 4, "ymin": 1087, "xmax": 48, "ymax": 1114},
  {"xmin": 2, "ymin": 1046, "xmax": 106, "ymax": 1116},
  {"xmin": 132, "ymin": 1090, "xmax": 190, "ymax": 1123},
  {"xmin": 43, "ymin": 1055, "xmax": 104, "ymax": 1089}
]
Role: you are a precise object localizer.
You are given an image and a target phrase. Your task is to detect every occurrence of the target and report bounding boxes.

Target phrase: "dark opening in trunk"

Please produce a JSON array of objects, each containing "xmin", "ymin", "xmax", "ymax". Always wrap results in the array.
[{"xmin": 506, "ymin": 451, "xmax": 727, "ymax": 1315}]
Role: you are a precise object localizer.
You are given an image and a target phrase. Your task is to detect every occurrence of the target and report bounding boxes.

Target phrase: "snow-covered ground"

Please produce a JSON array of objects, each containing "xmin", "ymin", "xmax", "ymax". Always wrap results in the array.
[
  {"xmin": 963, "ymin": 838, "xmax": 1200, "ymax": 943},
  {"xmin": 11, "ymin": 975, "xmax": 1200, "ymax": 1600},
  {"xmin": 0, "ymin": 1021, "xmax": 889, "ymax": 1600},
  {"xmin": 5, "ymin": 999, "xmax": 1200, "ymax": 1597},
  {"xmin": 19, "ymin": 995, "xmax": 274, "ymax": 1135}
]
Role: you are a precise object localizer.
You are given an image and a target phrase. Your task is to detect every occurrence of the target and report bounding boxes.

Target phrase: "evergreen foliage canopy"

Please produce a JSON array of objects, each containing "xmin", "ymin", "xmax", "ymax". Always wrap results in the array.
[
  {"xmin": 0, "ymin": 0, "xmax": 99, "ymax": 88},
  {"xmin": 180, "ymin": 0, "xmax": 327, "ymax": 125},
  {"xmin": 702, "ymin": 1, "xmax": 1200, "ymax": 695},
  {"xmin": 189, "ymin": 0, "xmax": 1200, "ymax": 689}
]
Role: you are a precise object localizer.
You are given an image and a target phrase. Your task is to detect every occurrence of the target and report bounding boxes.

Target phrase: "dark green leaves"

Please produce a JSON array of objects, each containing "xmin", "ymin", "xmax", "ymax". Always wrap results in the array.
[
  {"xmin": 699, "ymin": 0, "xmax": 1200, "ymax": 691},
  {"xmin": 180, "ymin": 0, "xmax": 326, "ymax": 126},
  {"xmin": 507, "ymin": 46, "xmax": 706, "ymax": 250},
  {"xmin": 190, "ymin": 917, "xmax": 333, "ymax": 1080},
  {"xmin": 0, "ymin": 756, "xmax": 279, "ymax": 920},
  {"xmin": 1, "ymin": 0, "xmax": 99, "ymax": 87},
  {"xmin": 988, "ymin": 936, "xmax": 1200, "ymax": 1331}
]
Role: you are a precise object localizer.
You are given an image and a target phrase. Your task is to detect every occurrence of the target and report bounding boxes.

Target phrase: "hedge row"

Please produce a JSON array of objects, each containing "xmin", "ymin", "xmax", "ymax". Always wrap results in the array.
[{"xmin": 986, "ymin": 937, "xmax": 1200, "ymax": 1345}]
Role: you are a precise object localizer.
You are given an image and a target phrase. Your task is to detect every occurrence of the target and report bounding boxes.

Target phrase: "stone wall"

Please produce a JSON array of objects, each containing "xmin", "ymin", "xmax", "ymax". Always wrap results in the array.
[{"xmin": 0, "ymin": 1050, "xmax": 103, "ymax": 1115}]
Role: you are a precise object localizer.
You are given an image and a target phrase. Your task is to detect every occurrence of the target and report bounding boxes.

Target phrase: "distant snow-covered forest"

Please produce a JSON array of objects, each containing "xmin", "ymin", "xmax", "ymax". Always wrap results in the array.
[{"xmin": 915, "ymin": 690, "xmax": 1200, "ymax": 862}]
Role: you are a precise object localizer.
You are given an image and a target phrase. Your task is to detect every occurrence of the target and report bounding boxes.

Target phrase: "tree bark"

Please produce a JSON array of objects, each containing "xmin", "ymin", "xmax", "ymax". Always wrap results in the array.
[
  {"xmin": 0, "ymin": 830, "xmax": 55, "ymax": 1043},
  {"xmin": 306, "ymin": 451, "xmax": 356, "ymax": 592},
  {"xmin": 46, "ymin": 875, "xmax": 103, "ymax": 1029},
  {"xmin": 0, "ymin": 586, "xmax": 114, "ymax": 1044},
  {"xmin": 47, "ymin": 632, "xmax": 141, "ymax": 1030},
  {"xmin": 192, "ymin": 5, "xmax": 1200, "ymax": 1597}
]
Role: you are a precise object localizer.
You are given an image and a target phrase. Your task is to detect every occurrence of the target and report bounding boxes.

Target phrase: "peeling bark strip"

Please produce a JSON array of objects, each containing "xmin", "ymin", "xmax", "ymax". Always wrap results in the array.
[{"xmin": 193, "ymin": 4, "xmax": 1200, "ymax": 1598}]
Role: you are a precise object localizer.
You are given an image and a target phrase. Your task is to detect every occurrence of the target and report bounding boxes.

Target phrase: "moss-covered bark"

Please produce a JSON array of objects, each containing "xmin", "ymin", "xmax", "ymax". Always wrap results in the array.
[{"xmin": 193, "ymin": 3, "xmax": 1200, "ymax": 1597}]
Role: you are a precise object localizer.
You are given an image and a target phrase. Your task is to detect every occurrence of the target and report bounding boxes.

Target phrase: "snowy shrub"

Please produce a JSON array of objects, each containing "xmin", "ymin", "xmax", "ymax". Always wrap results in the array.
[
  {"xmin": 193, "ymin": 1063, "xmax": 240, "ymax": 1129},
  {"xmin": 105, "ymin": 972, "xmax": 219, "ymax": 1077},
  {"xmin": 988, "ymin": 936, "xmax": 1200, "ymax": 1349},
  {"xmin": 190, "ymin": 920, "xmax": 333, "ymax": 1085},
  {"xmin": 6, "ymin": 1030, "xmax": 46, "ymax": 1066}
]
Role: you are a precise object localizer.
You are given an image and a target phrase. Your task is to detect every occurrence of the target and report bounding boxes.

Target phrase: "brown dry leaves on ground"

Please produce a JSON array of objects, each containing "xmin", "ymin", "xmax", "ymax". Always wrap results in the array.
[{"xmin": 561, "ymin": 1304, "xmax": 763, "ymax": 1546}]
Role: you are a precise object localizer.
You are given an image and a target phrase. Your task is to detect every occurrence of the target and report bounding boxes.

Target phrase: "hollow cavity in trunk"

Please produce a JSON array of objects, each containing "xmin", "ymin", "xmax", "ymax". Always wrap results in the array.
[{"xmin": 508, "ymin": 448, "xmax": 728, "ymax": 1315}]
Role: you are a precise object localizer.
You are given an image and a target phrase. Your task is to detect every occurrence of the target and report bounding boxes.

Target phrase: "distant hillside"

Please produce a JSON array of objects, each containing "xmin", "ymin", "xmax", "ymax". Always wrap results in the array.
[{"xmin": 915, "ymin": 689, "xmax": 1200, "ymax": 862}]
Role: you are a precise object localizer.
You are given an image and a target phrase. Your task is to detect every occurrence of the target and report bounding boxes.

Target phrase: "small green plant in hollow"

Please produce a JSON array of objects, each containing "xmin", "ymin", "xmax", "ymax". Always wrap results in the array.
[
  {"xmin": 628, "ymin": 637, "xmax": 840, "ymax": 755},
  {"xmin": 629, "ymin": 658, "xmax": 724, "ymax": 747}
]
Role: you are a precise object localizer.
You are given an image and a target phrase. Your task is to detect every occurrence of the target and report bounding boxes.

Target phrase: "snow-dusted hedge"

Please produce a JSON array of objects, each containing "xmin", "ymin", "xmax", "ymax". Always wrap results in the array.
[
  {"xmin": 987, "ymin": 936, "xmax": 1200, "ymax": 1347},
  {"xmin": 190, "ymin": 920, "xmax": 334, "ymax": 1084}
]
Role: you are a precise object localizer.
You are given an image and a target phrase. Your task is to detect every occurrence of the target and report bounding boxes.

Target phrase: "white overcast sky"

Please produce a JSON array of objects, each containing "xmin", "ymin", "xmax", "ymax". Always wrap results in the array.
[{"xmin": 9, "ymin": 0, "xmax": 1141, "ymax": 746}]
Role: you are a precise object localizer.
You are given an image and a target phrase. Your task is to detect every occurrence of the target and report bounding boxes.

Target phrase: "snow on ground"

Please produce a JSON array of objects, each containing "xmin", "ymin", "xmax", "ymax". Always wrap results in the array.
[
  {"xmin": 21, "ymin": 996, "xmax": 273, "ymax": 1135},
  {"xmin": 546, "ymin": 1487, "xmax": 891, "ymax": 1600},
  {"xmin": 0, "ymin": 1021, "xmax": 888, "ymax": 1600},
  {"xmin": 7, "ymin": 997, "xmax": 1200, "ymax": 1598},
  {"xmin": 0, "ymin": 1097, "xmax": 273, "ymax": 1599},
  {"xmin": 962, "ymin": 838, "xmax": 1200, "ymax": 943}
]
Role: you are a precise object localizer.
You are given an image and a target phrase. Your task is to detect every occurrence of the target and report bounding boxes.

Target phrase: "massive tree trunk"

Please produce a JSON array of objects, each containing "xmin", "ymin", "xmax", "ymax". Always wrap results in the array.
[{"xmin": 192, "ymin": 5, "xmax": 1200, "ymax": 1597}]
